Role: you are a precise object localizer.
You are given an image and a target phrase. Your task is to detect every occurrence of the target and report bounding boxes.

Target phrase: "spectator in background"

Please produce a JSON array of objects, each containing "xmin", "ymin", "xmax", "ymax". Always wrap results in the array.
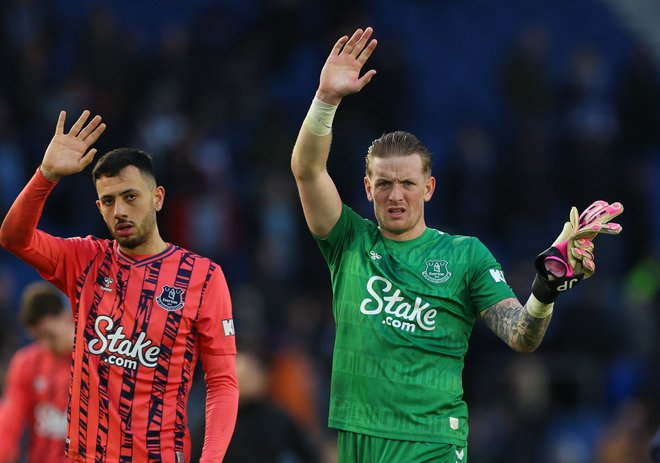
[
  {"xmin": 499, "ymin": 24, "xmax": 553, "ymax": 124},
  {"xmin": 0, "ymin": 281, "xmax": 73, "ymax": 463},
  {"xmin": 650, "ymin": 428, "xmax": 660, "ymax": 463},
  {"xmin": 223, "ymin": 351, "xmax": 319, "ymax": 463}
]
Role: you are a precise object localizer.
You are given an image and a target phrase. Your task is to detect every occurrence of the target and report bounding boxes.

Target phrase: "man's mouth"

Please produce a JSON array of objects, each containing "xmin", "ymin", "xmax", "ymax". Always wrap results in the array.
[
  {"xmin": 115, "ymin": 222, "xmax": 134, "ymax": 237},
  {"xmin": 387, "ymin": 207, "xmax": 406, "ymax": 218}
]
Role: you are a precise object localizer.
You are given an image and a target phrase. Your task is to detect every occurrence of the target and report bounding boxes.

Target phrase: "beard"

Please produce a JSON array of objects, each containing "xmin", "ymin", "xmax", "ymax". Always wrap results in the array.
[
  {"xmin": 115, "ymin": 233, "xmax": 149, "ymax": 249},
  {"xmin": 109, "ymin": 213, "xmax": 157, "ymax": 250}
]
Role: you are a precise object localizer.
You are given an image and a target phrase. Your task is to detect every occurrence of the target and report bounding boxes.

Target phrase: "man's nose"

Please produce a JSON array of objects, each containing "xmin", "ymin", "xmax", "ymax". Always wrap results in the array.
[
  {"xmin": 389, "ymin": 183, "xmax": 404, "ymax": 201},
  {"xmin": 113, "ymin": 201, "xmax": 128, "ymax": 218}
]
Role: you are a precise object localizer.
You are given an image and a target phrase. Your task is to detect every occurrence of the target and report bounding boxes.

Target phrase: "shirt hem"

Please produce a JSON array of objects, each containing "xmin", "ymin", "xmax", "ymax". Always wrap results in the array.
[{"xmin": 329, "ymin": 421, "xmax": 467, "ymax": 447}]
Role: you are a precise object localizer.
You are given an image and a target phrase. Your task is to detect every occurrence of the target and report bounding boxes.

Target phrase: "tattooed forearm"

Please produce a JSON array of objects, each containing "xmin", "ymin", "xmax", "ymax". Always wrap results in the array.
[{"xmin": 480, "ymin": 297, "xmax": 552, "ymax": 353}]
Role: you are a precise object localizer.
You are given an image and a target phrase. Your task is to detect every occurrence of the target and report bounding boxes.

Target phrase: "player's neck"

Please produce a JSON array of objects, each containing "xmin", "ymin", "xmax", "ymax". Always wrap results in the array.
[{"xmin": 379, "ymin": 221, "xmax": 428, "ymax": 242}]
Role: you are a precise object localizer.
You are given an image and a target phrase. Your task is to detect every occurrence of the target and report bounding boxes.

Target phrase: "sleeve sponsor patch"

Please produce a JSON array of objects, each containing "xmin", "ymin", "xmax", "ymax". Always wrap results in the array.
[{"xmin": 222, "ymin": 319, "xmax": 235, "ymax": 336}]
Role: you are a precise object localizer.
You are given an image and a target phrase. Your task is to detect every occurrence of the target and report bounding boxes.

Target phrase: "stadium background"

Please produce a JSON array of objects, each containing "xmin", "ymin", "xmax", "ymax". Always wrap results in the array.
[{"xmin": 0, "ymin": 0, "xmax": 658, "ymax": 461}]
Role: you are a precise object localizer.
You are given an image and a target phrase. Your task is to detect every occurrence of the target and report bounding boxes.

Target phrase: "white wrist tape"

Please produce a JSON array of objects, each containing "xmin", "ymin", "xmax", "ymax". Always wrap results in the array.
[
  {"xmin": 303, "ymin": 97, "xmax": 338, "ymax": 136},
  {"xmin": 526, "ymin": 293, "xmax": 554, "ymax": 318}
]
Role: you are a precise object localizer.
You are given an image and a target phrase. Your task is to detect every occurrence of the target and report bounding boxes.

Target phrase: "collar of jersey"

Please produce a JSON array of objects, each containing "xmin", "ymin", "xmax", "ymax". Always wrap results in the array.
[
  {"xmin": 380, "ymin": 226, "xmax": 435, "ymax": 249},
  {"xmin": 115, "ymin": 242, "xmax": 176, "ymax": 266}
]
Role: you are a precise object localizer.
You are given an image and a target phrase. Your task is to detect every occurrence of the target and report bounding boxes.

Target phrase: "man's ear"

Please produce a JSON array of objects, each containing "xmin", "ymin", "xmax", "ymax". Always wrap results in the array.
[
  {"xmin": 364, "ymin": 176, "xmax": 373, "ymax": 202},
  {"xmin": 424, "ymin": 176, "xmax": 436, "ymax": 202},
  {"xmin": 154, "ymin": 186, "xmax": 165, "ymax": 211}
]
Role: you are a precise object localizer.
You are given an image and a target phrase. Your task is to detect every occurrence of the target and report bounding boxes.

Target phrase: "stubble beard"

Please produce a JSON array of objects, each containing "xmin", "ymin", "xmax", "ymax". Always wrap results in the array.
[{"xmin": 110, "ymin": 213, "xmax": 157, "ymax": 250}]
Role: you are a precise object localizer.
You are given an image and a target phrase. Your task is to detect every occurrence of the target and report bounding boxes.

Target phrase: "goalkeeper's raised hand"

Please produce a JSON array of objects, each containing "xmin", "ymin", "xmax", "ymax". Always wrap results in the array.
[{"xmin": 531, "ymin": 200, "xmax": 623, "ymax": 304}]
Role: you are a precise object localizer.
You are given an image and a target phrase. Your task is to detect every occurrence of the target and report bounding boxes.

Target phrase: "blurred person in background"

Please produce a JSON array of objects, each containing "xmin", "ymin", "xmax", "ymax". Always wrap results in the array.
[
  {"xmin": 0, "ymin": 281, "xmax": 73, "ymax": 463},
  {"xmin": 223, "ymin": 351, "xmax": 319, "ymax": 463},
  {"xmin": 291, "ymin": 27, "xmax": 623, "ymax": 462},
  {"xmin": 0, "ymin": 110, "xmax": 238, "ymax": 463}
]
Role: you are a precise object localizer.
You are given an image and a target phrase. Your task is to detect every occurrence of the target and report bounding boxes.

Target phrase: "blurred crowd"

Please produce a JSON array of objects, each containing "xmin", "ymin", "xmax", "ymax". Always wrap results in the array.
[{"xmin": 0, "ymin": 0, "xmax": 658, "ymax": 462}]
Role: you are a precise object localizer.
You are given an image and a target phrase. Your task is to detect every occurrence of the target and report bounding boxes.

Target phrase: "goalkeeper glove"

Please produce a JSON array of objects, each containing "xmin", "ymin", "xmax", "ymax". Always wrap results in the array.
[{"xmin": 532, "ymin": 200, "xmax": 623, "ymax": 303}]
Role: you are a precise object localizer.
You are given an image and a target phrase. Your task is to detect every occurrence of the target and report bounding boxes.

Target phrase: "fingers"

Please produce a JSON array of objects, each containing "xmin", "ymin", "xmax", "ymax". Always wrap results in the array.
[
  {"xmin": 55, "ymin": 111, "xmax": 67, "ymax": 135},
  {"xmin": 341, "ymin": 28, "xmax": 364, "ymax": 55},
  {"xmin": 552, "ymin": 221, "xmax": 573, "ymax": 245},
  {"xmin": 60, "ymin": 110, "xmax": 105, "ymax": 146},
  {"xmin": 570, "ymin": 200, "xmax": 624, "ymax": 243},
  {"xmin": 356, "ymin": 69, "xmax": 377, "ymax": 90},
  {"xmin": 341, "ymin": 27, "xmax": 375, "ymax": 60},
  {"xmin": 351, "ymin": 27, "xmax": 374, "ymax": 58},
  {"xmin": 68, "ymin": 110, "xmax": 91, "ymax": 137},
  {"xmin": 571, "ymin": 238, "xmax": 595, "ymax": 274},
  {"xmin": 569, "ymin": 206, "xmax": 579, "ymax": 229},
  {"xmin": 332, "ymin": 36, "xmax": 349, "ymax": 56},
  {"xmin": 357, "ymin": 38, "xmax": 378, "ymax": 65},
  {"xmin": 579, "ymin": 200, "xmax": 624, "ymax": 226},
  {"xmin": 572, "ymin": 221, "xmax": 622, "ymax": 240},
  {"xmin": 79, "ymin": 115, "xmax": 106, "ymax": 143},
  {"xmin": 80, "ymin": 148, "xmax": 98, "ymax": 168}
]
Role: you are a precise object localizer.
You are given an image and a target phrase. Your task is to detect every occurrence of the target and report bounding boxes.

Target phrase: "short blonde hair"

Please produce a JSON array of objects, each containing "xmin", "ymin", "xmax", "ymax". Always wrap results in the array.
[{"xmin": 365, "ymin": 131, "xmax": 432, "ymax": 177}]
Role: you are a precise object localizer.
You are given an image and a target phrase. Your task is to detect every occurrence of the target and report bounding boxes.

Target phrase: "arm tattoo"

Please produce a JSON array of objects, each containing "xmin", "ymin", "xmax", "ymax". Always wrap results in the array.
[{"xmin": 480, "ymin": 297, "xmax": 552, "ymax": 352}]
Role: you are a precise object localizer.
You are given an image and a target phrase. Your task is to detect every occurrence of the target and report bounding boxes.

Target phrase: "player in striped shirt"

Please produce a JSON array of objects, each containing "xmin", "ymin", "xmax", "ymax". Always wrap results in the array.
[
  {"xmin": 291, "ymin": 27, "xmax": 623, "ymax": 462},
  {"xmin": 0, "ymin": 111, "xmax": 238, "ymax": 463},
  {"xmin": 0, "ymin": 281, "xmax": 74, "ymax": 463}
]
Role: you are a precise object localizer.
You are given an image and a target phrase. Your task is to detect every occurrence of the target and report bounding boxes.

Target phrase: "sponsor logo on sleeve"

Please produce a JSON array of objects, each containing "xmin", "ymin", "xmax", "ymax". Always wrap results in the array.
[
  {"xmin": 222, "ymin": 319, "xmax": 235, "ymax": 336},
  {"xmin": 489, "ymin": 268, "xmax": 507, "ymax": 283}
]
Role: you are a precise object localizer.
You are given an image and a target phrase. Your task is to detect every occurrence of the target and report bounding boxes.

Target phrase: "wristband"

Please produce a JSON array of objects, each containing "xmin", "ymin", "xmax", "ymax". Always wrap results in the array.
[
  {"xmin": 531, "ymin": 271, "xmax": 584, "ymax": 304},
  {"xmin": 303, "ymin": 97, "xmax": 338, "ymax": 136},
  {"xmin": 526, "ymin": 293, "xmax": 554, "ymax": 318}
]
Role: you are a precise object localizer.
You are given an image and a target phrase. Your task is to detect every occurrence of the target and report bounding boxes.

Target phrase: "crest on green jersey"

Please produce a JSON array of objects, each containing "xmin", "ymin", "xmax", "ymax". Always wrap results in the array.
[{"xmin": 422, "ymin": 259, "xmax": 452, "ymax": 283}]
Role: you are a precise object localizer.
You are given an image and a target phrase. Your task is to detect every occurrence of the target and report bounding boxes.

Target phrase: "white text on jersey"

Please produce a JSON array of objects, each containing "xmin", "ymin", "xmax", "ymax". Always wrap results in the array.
[
  {"xmin": 360, "ymin": 276, "xmax": 437, "ymax": 332},
  {"xmin": 88, "ymin": 315, "xmax": 161, "ymax": 369}
]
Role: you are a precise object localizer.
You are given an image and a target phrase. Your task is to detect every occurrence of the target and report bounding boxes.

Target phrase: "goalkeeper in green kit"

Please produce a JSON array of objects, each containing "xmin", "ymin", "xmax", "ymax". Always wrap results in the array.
[{"xmin": 290, "ymin": 27, "xmax": 623, "ymax": 463}]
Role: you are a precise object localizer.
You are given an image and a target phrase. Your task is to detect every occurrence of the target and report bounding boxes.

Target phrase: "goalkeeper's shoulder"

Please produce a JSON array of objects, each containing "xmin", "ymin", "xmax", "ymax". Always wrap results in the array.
[{"xmin": 426, "ymin": 229, "xmax": 499, "ymax": 262}]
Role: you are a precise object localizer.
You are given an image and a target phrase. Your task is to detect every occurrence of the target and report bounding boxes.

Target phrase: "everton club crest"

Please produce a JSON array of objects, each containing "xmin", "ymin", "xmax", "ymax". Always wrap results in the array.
[
  {"xmin": 422, "ymin": 260, "xmax": 452, "ymax": 284},
  {"xmin": 156, "ymin": 286, "xmax": 185, "ymax": 311}
]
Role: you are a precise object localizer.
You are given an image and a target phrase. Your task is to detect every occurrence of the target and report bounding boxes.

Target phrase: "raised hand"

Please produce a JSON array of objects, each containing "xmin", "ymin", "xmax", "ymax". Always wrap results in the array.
[
  {"xmin": 40, "ymin": 110, "xmax": 106, "ymax": 182},
  {"xmin": 573, "ymin": 200, "xmax": 623, "ymax": 240},
  {"xmin": 316, "ymin": 27, "xmax": 378, "ymax": 105},
  {"xmin": 531, "ymin": 200, "xmax": 624, "ymax": 303}
]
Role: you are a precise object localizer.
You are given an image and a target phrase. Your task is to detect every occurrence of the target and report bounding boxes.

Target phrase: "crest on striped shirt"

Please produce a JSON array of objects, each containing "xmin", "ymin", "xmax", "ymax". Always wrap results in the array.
[{"xmin": 155, "ymin": 285, "xmax": 185, "ymax": 311}]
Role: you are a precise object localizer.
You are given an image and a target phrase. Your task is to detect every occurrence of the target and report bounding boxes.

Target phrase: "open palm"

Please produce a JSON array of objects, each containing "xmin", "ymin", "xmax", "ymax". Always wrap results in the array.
[
  {"xmin": 317, "ymin": 27, "xmax": 378, "ymax": 105},
  {"xmin": 41, "ymin": 110, "xmax": 106, "ymax": 181}
]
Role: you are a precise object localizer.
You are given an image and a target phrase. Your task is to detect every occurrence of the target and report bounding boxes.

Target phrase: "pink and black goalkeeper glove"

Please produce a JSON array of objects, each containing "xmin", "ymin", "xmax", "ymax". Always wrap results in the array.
[{"xmin": 532, "ymin": 200, "xmax": 623, "ymax": 303}]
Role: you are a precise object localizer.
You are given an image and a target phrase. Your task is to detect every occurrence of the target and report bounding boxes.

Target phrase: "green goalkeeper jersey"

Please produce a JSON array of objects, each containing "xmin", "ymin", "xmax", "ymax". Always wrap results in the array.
[{"xmin": 314, "ymin": 205, "xmax": 515, "ymax": 447}]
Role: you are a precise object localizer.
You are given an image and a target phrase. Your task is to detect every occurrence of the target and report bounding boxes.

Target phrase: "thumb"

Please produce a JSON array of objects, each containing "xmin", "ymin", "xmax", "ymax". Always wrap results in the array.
[
  {"xmin": 552, "ymin": 221, "xmax": 573, "ymax": 246},
  {"xmin": 80, "ymin": 148, "xmax": 98, "ymax": 169},
  {"xmin": 569, "ymin": 206, "xmax": 579, "ymax": 230}
]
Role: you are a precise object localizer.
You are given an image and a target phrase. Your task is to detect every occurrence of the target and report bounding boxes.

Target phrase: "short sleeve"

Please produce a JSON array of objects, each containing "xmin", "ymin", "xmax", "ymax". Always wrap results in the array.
[
  {"xmin": 469, "ymin": 238, "xmax": 516, "ymax": 312},
  {"xmin": 314, "ymin": 204, "xmax": 367, "ymax": 269},
  {"xmin": 197, "ymin": 266, "xmax": 236, "ymax": 355}
]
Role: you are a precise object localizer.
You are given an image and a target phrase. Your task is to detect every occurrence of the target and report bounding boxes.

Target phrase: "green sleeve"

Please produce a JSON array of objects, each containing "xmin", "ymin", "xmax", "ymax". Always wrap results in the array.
[
  {"xmin": 468, "ymin": 237, "xmax": 517, "ymax": 312},
  {"xmin": 312, "ymin": 204, "xmax": 366, "ymax": 269}
]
